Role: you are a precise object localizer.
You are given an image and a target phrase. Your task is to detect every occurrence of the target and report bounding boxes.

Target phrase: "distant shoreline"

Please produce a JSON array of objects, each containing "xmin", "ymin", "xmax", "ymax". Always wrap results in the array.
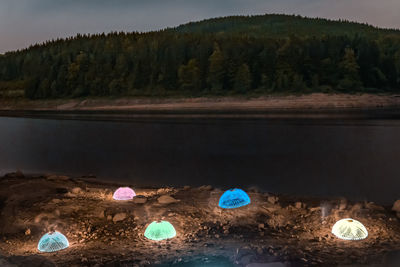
[{"xmin": 1, "ymin": 93, "xmax": 400, "ymax": 115}]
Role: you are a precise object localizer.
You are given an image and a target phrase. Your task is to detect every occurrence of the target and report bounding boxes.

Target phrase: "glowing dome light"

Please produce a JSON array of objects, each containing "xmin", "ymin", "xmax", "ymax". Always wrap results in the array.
[
  {"xmin": 144, "ymin": 221, "xmax": 176, "ymax": 241},
  {"xmin": 332, "ymin": 218, "xmax": 368, "ymax": 240},
  {"xmin": 218, "ymin": 188, "xmax": 251, "ymax": 209},
  {"xmin": 113, "ymin": 187, "xmax": 136, "ymax": 200},
  {"xmin": 38, "ymin": 231, "xmax": 69, "ymax": 252}
]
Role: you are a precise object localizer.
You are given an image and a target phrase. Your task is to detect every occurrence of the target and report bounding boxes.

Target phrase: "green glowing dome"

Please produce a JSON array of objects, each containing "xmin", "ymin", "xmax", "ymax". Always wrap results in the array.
[{"xmin": 144, "ymin": 221, "xmax": 176, "ymax": 241}]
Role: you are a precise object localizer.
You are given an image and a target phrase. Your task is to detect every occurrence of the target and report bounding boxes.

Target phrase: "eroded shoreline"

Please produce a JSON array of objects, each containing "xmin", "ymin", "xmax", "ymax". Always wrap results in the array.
[{"xmin": 1, "ymin": 93, "xmax": 400, "ymax": 112}]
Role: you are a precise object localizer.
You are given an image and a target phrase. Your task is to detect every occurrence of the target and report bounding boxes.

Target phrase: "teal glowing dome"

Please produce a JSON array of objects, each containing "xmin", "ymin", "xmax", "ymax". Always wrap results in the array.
[
  {"xmin": 218, "ymin": 188, "xmax": 251, "ymax": 209},
  {"xmin": 144, "ymin": 221, "xmax": 176, "ymax": 241},
  {"xmin": 38, "ymin": 231, "xmax": 69, "ymax": 252}
]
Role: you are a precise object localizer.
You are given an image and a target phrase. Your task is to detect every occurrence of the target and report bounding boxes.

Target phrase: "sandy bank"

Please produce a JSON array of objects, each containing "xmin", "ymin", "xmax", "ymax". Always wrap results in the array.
[
  {"xmin": 1, "ymin": 93, "xmax": 400, "ymax": 113},
  {"xmin": 0, "ymin": 172, "xmax": 399, "ymax": 266}
]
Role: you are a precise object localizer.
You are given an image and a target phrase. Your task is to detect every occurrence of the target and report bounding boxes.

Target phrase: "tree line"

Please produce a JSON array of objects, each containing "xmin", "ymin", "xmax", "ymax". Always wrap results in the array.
[{"xmin": 0, "ymin": 14, "xmax": 400, "ymax": 99}]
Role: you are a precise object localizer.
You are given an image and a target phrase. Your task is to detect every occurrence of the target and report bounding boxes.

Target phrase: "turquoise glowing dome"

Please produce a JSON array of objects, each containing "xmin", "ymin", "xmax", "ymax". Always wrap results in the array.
[
  {"xmin": 38, "ymin": 231, "xmax": 69, "ymax": 252},
  {"xmin": 218, "ymin": 188, "xmax": 251, "ymax": 209},
  {"xmin": 144, "ymin": 221, "xmax": 176, "ymax": 241}
]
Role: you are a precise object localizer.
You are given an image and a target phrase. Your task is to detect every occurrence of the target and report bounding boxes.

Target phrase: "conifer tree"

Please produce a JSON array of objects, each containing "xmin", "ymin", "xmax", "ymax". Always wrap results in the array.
[
  {"xmin": 207, "ymin": 43, "xmax": 225, "ymax": 92},
  {"xmin": 234, "ymin": 64, "xmax": 252, "ymax": 93},
  {"xmin": 178, "ymin": 59, "xmax": 201, "ymax": 92},
  {"xmin": 338, "ymin": 47, "xmax": 362, "ymax": 90}
]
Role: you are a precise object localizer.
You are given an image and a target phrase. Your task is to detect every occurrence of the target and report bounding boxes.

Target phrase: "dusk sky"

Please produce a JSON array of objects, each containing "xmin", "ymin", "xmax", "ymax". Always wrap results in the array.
[{"xmin": 1, "ymin": 0, "xmax": 400, "ymax": 54}]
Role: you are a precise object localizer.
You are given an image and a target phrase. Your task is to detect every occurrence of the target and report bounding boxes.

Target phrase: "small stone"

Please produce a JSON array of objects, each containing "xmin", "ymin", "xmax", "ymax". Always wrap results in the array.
[
  {"xmin": 267, "ymin": 196, "xmax": 278, "ymax": 204},
  {"xmin": 392, "ymin": 200, "xmax": 400, "ymax": 213},
  {"xmin": 107, "ymin": 215, "xmax": 112, "ymax": 221},
  {"xmin": 71, "ymin": 187, "xmax": 82, "ymax": 194},
  {"xmin": 339, "ymin": 199, "xmax": 347, "ymax": 210},
  {"xmin": 157, "ymin": 195, "xmax": 179, "ymax": 204},
  {"xmin": 350, "ymin": 203, "xmax": 363, "ymax": 212},
  {"xmin": 198, "ymin": 185, "xmax": 213, "ymax": 191},
  {"xmin": 113, "ymin": 213, "xmax": 127, "ymax": 222},
  {"xmin": 25, "ymin": 229, "xmax": 31, "ymax": 236},
  {"xmin": 97, "ymin": 210, "xmax": 105, "ymax": 219},
  {"xmin": 133, "ymin": 196, "xmax": 147, "ymax": 204},
  {"xmin": 295, "ymin": 202, "xmax": 303, "ymax": 209},
  {"xmin": 47, "ymin": 175, "xmax": 69, "ymax": 181},
  {"xmin": 5, "ymin": 170, "xmax": 25, "ymax": 178}
]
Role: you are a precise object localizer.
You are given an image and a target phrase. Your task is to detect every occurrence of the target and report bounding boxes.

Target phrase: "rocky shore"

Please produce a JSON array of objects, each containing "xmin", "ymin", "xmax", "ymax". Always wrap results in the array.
[{"xmin": 0, "ymin": 172, "xmax": 400, "ymax": 266}]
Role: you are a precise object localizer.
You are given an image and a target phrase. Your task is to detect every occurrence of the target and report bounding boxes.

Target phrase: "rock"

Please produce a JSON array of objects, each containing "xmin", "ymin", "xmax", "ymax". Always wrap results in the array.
[
  {"xmin": 183, "ymin": 185, "xmax": 191, "ymax": 190},
  {"xmin": 350, "ymin": 203, "xmax": 363, "ymax": 212},
  {"xmin": 365, "ymin": 202, "xmax": 385, "ymax": 211},
  {"xmin": 71, "ymin": 187, "xmax": 82, "ymax": 194},
  {"xmin": 339, "ymin": 199, "xmax": 348, "ymax": 210},
  {"xmin": 392, "ymin": 200, "xmax": 400, "ymax": 213},
  {"xmin": 51, "ymin": 198, "xmax": 61, "ymax": 204},
  {"xmin": 198, "ymin": 185, "xmax": 213, "ymax": 191},
  {"xmin": 294, "ymin": 202, "xmax": 303, "ymax": 209},
  {"xmin": 46, "ymin": 175, "xmax": 69, "ymax": 181},
  {"xmin": 97, "ymin": 209, "xmax": 105, "ymax": 219},
  {"xmin": 133, "ymin": 196, "xmax": 147, "ymax": 204},
  {"xmin": 113, "ymin": 213, "xmax": 127, "ymax": 222},
  {"xmin": 157, "ymin": 195, "xmax": 180, "ymax": 204},
  {"xmin": 4, "ymin": 170, "xmax": 24, "ymax": 178},
  {"xmin": 267, "ymin": 196, "xmax": 278, "ymax": 204},
  {"xmin": 25, "ymin": 229, "xmax": 31, "ymax": 236}
]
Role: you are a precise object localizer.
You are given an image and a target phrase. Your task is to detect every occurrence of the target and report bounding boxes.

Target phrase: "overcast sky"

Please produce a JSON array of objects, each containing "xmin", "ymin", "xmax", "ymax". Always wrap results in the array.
[{"xmin": 1, "ymin": 0, "xmax": 400, "ymax": 53}]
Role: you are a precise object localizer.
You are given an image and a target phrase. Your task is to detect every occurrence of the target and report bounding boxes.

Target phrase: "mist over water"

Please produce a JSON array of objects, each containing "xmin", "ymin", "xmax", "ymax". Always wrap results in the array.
[{"xmin": 1, "ymin": 115, "xmax": 400, "ymax": 204}]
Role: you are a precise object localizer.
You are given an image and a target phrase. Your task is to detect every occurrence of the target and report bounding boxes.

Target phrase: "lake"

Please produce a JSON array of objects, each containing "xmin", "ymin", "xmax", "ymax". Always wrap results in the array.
[{"xmin": 1, "ymin": 111, "xmax": 400, "ymax": 204}]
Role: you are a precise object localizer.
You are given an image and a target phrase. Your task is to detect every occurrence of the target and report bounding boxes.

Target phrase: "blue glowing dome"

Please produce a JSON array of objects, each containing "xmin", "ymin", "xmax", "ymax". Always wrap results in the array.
[
  {"xmin": 218, "ymin": 188, "xmax": 251, "ymax": 209},
  {"xmin": 38, "ymin": 231, "xmax": 69, "ymax": 252}
]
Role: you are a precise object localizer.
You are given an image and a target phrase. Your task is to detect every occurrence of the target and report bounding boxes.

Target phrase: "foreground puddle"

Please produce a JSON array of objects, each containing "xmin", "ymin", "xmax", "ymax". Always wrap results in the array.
[{"xmin": 157, "ymin": 256, "xmax": 235, "ymax": 267}]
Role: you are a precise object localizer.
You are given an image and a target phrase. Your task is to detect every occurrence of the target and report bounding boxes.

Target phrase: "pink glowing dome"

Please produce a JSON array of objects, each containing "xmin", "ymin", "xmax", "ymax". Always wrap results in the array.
[{"xmin": 113, "ymin": 187, "xmax": 136, "ymax": 200}]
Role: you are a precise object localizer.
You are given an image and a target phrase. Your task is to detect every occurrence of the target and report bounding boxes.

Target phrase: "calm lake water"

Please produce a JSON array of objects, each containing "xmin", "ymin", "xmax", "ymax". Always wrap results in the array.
[{"xmin": 1, "ymin": 112, "xmax": 400, "ymax": 204}]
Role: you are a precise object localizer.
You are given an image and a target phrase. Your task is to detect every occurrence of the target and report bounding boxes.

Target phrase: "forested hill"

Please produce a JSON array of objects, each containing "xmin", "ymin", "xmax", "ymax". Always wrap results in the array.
[
  {"xmin": 1, "ymin": 14, "xmax": 400, "ymax": 100},
  {"xmin": 173, "ymin": 14, "xmax": 400, "ymax": 38}
]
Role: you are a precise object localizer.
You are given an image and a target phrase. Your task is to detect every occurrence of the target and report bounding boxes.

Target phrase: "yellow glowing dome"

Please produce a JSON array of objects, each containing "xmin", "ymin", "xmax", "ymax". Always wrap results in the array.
[{"xmin": 331, "ymin": 218, "xmax": 368, "ymax": 240}]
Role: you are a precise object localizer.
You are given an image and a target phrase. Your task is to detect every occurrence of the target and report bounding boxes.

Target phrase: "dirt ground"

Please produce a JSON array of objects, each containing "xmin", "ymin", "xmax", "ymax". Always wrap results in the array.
[
  {"xmin": 0, "ymin": 172, "xmax": 400, "ymax": 266},
  {"xmin": 1, "ymin": 93, "xmax": 400, "ymax": 112}
]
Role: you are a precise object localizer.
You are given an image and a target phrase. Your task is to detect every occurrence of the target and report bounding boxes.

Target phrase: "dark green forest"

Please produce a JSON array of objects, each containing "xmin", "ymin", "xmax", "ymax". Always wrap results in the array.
[{"xmin": 1, "ymin": 14, "xmax": 400, "ymax": 99}]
